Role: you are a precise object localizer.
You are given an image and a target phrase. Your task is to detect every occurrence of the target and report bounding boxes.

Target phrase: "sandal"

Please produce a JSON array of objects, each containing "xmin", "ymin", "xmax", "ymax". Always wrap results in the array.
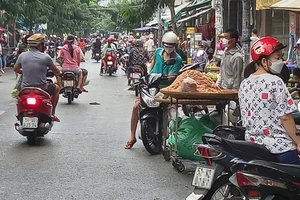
[
  {"xmin": 82, "ymin": 88, "xmax": 88, "ymax": 93},
  {"xmin": 52, "ymin": 116, "xmax": 60, "ymax": 122},
  {"xmin": 125, "ymin": 139, "xmax": 137, "ymax": 149}
]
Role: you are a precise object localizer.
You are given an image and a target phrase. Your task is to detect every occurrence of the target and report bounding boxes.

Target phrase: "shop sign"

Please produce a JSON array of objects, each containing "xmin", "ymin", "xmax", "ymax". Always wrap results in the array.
[
  {"xmin": 256, "ymin": 0, "xmax": 281, "ymax": 10},
  {"xmin": 186, "ymin": 27, "xmax": 195, "ymax": 34}
]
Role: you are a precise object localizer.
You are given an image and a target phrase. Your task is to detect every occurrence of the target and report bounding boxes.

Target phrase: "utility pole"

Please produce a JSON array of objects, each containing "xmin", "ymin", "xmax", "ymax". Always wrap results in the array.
[
  {"xmin": 157, "ymin": 8, "xmax": 163, "ymax": 47},
  {"xmin": 242, "ymin": 0, "xmax": 251, "ymax": 65}
]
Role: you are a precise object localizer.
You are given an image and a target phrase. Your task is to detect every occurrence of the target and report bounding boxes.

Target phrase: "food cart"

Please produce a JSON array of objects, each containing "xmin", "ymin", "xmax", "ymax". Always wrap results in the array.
[{"xmin": 156, "ymin": 89, "xmax": 238, "ymax": 173}]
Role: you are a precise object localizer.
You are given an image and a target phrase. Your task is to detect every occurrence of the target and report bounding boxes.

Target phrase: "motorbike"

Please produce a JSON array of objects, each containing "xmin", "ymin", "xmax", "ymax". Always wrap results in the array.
[
  {"xmin": 48, "ymin": 45, "xmax": 55, "ymax": 58},
  {"xmin": 101, "ymin": 50, "xmax": 117, "ymax": 76},
  {"xmin": 120, "ymin": 53, "xmax": 130, "ymax": 73},
  {"xmin": 14, "ymin": 69, "xmax": 55, "ymax": 145},
  {"xmin": 138, "ymin": 58, "xmax": 176, "ymax": 155},
  {"xmin": 56, "ymin": 46, "xmax": 63, "ymax": 62},
  {"xmin": 188, "ymin": 126, "xmax": 280, "ymax": 200},
  {"xmin": 61, "ymin": 70, "xmax": 81, "ymax": 104},
  {"xmin": 127, "ymin": 65, "xmax": 147, "ymax": 96},
  {"xmin": 229, "ymin": 160, "xmax": 300, "ymax": 200},
  {"xmin": 94, "ymin": 50, "xmax": 101, "ymax": 63}
]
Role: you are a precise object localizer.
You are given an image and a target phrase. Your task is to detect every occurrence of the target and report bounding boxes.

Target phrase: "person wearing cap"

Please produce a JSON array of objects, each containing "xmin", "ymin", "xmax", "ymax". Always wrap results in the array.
[
  {"xmin": 192, "ymin": 40, "xmax": 209, "ymax": 72},
  {"xmin": 13, "ymin": 34, "xmax": 61, "ymax": 122},
  {"xmin": 125, "ymin": 31, "xmax": 182, "ymax": 149},
  {"xmin": 240, "ymin": 37, "xmax": 300, "ymax": 165}
]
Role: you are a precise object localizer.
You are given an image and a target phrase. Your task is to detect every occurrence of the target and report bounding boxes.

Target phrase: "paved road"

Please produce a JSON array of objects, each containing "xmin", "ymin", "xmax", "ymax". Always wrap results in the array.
[{"xmin": 0, "ymin": 53, "xmax": 194, "ymax": 200}]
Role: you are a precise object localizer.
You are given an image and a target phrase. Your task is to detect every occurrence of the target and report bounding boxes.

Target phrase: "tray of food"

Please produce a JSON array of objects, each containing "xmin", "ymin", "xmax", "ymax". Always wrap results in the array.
[
  {"xmin": 160, "ymin": 70, "xmax": 238, "ymax": 100},
  {"xmin": 154, "ymin": 96, "xmax": 228, "ymax": 105}
]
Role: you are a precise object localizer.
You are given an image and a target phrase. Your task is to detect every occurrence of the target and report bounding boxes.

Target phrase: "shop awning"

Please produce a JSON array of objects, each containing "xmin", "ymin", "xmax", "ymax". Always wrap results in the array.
[
  {"xmin": 145, "ymin": 2, "xmax": 191, "ymax": 27},
  {"xmin": 270, "ymin": 0, "xmax": 300, "ymax": 11},
  {"xmin": 132, "ymin": 27, "xmax": 158, "ymax": 32},
  {"xmin": 256, "ymin": 0, "xmax": 281, "ymax": 10},
  {"xmin": 177, "ymin": 8, "xmax": 212, "ymax": 23}
]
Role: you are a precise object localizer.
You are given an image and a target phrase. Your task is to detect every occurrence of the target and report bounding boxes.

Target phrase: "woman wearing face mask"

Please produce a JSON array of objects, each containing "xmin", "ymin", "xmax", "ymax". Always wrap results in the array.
[
  {"xmin": 192, "ymin": 40, "xmax": 208, "ymax": 72},
  {"xmin": 239, "ymin": 37, "xmax": 300, "ymax": 165}
]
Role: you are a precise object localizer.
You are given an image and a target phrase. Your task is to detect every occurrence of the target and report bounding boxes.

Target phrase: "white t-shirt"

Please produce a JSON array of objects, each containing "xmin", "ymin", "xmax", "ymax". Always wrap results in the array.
[
  {"xmin": 146, "ymin": 39, "xmax": 154, "ymax": 52},
  {"xmin": 239, "ymin": 73, "xmax": 297, "ymax": 153}
]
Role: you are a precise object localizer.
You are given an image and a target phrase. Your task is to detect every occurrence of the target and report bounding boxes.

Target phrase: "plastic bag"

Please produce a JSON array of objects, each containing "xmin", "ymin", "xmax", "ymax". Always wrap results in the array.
[
  {"xmin": 180, "ymin": 77, "xmax": 197, "ymax": 92},
  {"xmin": 168, "ymin": 114, "xmax": 219, "ymax": 161}
]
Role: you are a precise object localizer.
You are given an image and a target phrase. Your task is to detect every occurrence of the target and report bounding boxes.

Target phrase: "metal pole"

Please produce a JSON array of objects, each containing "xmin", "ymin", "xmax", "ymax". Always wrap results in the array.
[
  {"xmin": 213, "ymin": 0, "xmax": 223, "ymax": 58},
  {"xmin": 242, "ymin": 0, "xmax": 251, "ymax": 65},
  {"xmin": 158, "ymin": 8, "xmax": 163, "ymax": 47}
]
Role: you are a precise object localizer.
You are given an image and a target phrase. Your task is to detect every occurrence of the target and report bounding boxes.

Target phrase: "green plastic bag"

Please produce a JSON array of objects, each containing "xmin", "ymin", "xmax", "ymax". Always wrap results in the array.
[{"xmin": 168, "ymin": 114, "xmax": 219, "ymax": 161}]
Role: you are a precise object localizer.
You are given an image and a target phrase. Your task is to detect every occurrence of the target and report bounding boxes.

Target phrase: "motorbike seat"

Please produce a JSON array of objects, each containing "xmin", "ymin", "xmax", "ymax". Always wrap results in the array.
[
  {"xmin": 222, "ymin": 139, "xmax": 278, "ymax": 162},
  {"xmin": 63, "ymin": 71, "xmax": 76, "ymax": 78},
  {"xmin": 19, "ymin": 87, "xmax": 51, "ymax": 99},
  {"xmin": 250, "ymin": 160, "xmax": 300, "ymax": 179}
]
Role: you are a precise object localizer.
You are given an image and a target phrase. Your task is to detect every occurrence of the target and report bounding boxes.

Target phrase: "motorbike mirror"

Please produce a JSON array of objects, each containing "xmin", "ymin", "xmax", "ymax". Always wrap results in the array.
[{"xmin": 165, "ymin": 58, "xmax": 176, "ymax": 66}]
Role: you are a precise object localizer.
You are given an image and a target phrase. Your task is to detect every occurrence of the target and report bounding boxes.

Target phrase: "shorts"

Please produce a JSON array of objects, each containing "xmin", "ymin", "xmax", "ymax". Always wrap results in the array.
[
  {"xmin": 81, "ymin": 68, "xmax": 88, "ymax": 76},
  {"xmin": 62, "ymin": 68, "xmax": 82, "ymax": 76}
]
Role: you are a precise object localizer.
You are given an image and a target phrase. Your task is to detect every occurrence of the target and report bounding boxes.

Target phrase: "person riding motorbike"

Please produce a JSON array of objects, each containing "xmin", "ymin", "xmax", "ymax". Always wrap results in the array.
[
  {"xmin": 102, "ymin": 37, "xmax": 117, "ymax": 71},
  {"xmin": 92, "ymin": 36, "xmax": 101, "ymax": 59},
  {"xmin": 125, "ymin": 31, "xmax": 183, "ymax": 149},
  {"xmin": 79, "ymin": 38, "xmax": 86, "ymax": 56},
  {"xmin": 240, "ymin": 37, "xmax": 300, "ymax": 165},
  {"xmin": 13, "ymin": 33, "xmax": 61, "ymax": 122},
  {"xmin": 57, "ymin": 35, "xmax": 85, "ymax": 92}
]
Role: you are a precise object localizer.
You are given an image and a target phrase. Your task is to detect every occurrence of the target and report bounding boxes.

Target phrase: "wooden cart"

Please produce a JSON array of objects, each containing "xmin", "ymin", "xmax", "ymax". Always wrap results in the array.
[{"xmin": 157, "ymin": 89, "xmax": 238, "ymax": 173}]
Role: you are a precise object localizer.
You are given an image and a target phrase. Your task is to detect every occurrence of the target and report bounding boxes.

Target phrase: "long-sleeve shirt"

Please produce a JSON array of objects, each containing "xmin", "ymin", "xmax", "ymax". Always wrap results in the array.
[{"xmin": 216, "ymin": 47, "xmax": 244, "ymax": 90}]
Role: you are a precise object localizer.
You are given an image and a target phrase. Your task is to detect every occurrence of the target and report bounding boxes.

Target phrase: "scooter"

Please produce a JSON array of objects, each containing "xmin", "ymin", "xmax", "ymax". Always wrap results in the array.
[
  {"xmin": 127, "ymin": 64, "xmax": 147, "ymax": 96},
  {"xmin": 187, "ymin": 127, "xmax": 279, "ymax": 200},
  {"xmin": 101, "ymin": 51, "xmax": 117, "ymax": 76},
  {"xmin": 138, "ymin": 58, "xmax": 176, "ymax": 155},
  {"xmin": 48, "ymin": 45, "xmax": 55, "ymax": 58},
  {"xmin": 229, "ymin": 160, "xmax": 300, "ymax": 200},
  {"xmin": 94, "ymin": 50, "xmax": 101, "ymax": 63},
  {"xmin": 14, "ymin": 69, "xmax": 54, "ymax": 145},
  {"xmin": 61, "ymin": 71, "xmax": 81, "ymax": 104}
]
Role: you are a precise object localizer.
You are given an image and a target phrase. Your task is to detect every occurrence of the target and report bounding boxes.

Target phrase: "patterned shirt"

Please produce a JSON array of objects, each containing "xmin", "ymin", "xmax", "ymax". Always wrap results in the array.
[{"xmin": 239, "ymin": 73, "xmax": 297, "ymax": 153}]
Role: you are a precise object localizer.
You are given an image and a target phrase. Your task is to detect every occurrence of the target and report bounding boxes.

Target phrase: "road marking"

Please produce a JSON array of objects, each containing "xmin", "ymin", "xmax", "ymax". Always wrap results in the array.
[{"xmin": 0, "ymin": 111, "xmax": 5, "ymax": 116}]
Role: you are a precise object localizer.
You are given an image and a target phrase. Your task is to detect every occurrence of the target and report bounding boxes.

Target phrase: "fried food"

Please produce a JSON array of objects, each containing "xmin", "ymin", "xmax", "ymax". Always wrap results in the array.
[{"xmin": 165, "ymin": 70, "xmax": 222, "ymax": 93}]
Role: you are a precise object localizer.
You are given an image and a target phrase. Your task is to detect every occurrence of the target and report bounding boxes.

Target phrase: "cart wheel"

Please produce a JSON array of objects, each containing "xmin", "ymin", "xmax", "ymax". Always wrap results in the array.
[
  {"xmin": 163, "ymin": 148, "xmax": 171, "ymax": 161},
  {"xmin": 177, "ymin": 162, "xmax": 185, "ymax": 173}
]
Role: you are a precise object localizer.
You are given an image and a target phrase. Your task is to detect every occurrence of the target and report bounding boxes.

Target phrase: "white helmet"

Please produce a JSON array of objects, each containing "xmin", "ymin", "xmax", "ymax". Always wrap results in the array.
[{"xmin": 162, "ymin": 31, "xmax": 178, "ymax": 45}]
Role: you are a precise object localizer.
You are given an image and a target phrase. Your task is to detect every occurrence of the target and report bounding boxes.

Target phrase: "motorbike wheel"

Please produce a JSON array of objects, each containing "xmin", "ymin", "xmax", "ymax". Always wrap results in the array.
[
  {"xmin": 96, "ymin": 59, "xmax": 99, "ymax": 63},
  {"xmin": 108, "ymin": 67, "xmax": 112, "ymax": 76},
  {"xmin": 67, "ymin": 93, "xmax": 73, "ymax": 104},
  {"xmin": 203, "ymin": 175, "xmax": 246, "ymax": 200},
  {"xmin": 135, "ymin": 85, "xmax": 139, "ymax": 97},
  {"xmin": 27, "ymin": 131, "xmax": 38, "ymax": 145},
  {"xmin": 141, "ymin": 119, "xmax": 163, "ymax": 155}
]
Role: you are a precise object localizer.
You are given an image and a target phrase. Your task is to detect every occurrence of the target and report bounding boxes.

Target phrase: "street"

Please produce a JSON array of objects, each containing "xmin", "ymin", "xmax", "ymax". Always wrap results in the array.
[{"xmin": 0, "ymin": 53, "xmax": 193, "ymax": 200}]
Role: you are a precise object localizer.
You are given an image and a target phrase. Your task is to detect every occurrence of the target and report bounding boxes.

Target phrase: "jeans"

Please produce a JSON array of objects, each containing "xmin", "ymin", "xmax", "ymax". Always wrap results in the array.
[
  {"xmin": 2, "ymin": 55, "xmax": 7, "ymax": 67},
  {"xmin": 277, "ymin": 149, "xmax": 300, "ymax": 165},
  {"xmin": 0, "ymin": 56, "xmax": 3, "ymax": 69}
]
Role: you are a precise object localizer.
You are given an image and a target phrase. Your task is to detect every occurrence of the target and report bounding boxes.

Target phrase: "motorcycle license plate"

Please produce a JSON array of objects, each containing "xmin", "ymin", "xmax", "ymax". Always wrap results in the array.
[
  {"xmin": 107, "ymin": 61, "xmax": 113, "ymax": 65},
  {"xmin": 131, "ymin": 73, "xmax": 141, "ymax": 79},
  {"xmin": 96, "ymin": 53, "xmax": 100, "ymax": 56},
  {"xmin": 63, "ymin": 80, "xmax": 74, "ymax": 87},
  {"xmin": 22, "ymin": 117, "xmax": 38, "ymax": 128},
  {"xmin": 192, "ymin": 166, "xmax": 215, "ymax": 189}
]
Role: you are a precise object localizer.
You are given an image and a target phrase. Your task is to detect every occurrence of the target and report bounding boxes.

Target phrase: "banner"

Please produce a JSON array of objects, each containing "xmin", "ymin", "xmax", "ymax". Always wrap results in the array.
[{"xmin": 256, "ymin": 0, "xmax": 281, "ymax": 10}]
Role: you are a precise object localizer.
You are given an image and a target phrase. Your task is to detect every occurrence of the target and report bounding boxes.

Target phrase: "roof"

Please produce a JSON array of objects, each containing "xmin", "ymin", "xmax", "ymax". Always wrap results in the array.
[{"xmin": 177, "ymin": 8, "xmax": 212, "ymax": 23}]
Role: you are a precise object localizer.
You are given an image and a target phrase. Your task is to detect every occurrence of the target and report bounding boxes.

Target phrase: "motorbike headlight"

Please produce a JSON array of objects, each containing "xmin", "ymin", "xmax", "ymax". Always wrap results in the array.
[{"xmin": 141, "ymin": 92, "xmax": 160, "ymax": 107}]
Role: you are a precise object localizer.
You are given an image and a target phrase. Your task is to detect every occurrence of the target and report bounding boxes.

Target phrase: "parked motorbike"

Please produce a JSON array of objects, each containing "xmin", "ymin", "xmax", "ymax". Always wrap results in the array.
[
  {"xmin": 120, "ymin": 53, "xmax": 130, "ymax": 73},
  {"xmin": 138, "ymin": 58, "xmax": 176, "ymax": 155},
  {"xmin": 94, "ymin": 50, "xmax": 101, "ymax": 63},
  {"xmin": 127, "ymin": 65, "xmax": 147, "ymax": 96},
  {"xmin": 189, "ymin": 126, "xmax": 279, "ymax": 200},
  {"xmin": 229, "ymin": 160, "xmax": 300, "ymax": 200},
  {"xmin": 61, "ymin": 71, "xmax": 81, "ymax": 104},
  {"xmin": 101, "ymin": 51, "xmax": 117, "ymax": 76},
  {"xmin": 14, "ymin": 69, "xmax": 55, "ymax": 145}
]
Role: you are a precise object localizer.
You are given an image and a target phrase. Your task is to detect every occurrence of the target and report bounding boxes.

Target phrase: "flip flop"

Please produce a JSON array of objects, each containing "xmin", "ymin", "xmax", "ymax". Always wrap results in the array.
[
  {"xmin": 82, "ymin": 88, "xmax": 88, "ymax": 93},
  {"xmin": 125, "ymin": 139, "xmax": 137, "ymax": 149},
  {"xmin": 52, "ymin": 116, "xmax": 60, "ymax": 122}
]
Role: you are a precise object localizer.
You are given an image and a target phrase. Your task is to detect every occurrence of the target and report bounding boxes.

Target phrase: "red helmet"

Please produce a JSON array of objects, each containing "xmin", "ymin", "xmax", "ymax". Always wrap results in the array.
[
  {"xmin": 107, "ymin": 37, "xmax": 114, "ymax": 43},
  {"xmin": 251, "ymin": 37, "xmax": 286, "ymax": 62}
]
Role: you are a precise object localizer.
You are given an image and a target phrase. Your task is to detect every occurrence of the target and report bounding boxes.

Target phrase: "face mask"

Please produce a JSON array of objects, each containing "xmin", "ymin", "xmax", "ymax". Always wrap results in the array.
[
  {"xmin": 268, "ymin": 59, "xmax": 284, "ymax": 74},
  {"xmin": 222, "ymin": 38, "xmax": 229, "ymax": 46},
  {"xmin": 164, "ymin": 46, "xmax": 175, "ymax": 54}
]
